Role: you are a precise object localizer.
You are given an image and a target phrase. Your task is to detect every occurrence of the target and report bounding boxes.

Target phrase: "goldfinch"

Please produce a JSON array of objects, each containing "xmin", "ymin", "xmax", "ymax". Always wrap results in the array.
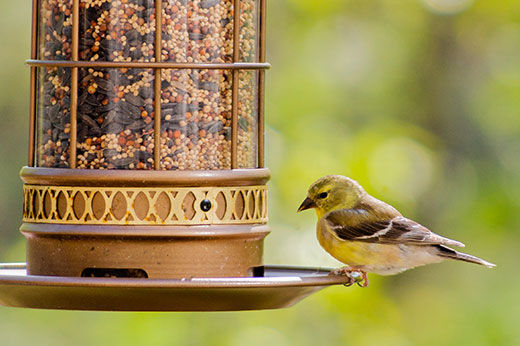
[{"xmin": 298, "ymin": 175, "xmax": 495, "ymax": 286}]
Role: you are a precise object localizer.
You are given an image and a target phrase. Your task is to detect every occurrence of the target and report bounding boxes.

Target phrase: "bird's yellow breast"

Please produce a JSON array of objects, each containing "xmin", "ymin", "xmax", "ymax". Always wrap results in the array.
[
  {"xmin": 316, "ymin": 224, "xmax": 443, "ymax": 275},
  {"xmin": 317, "ymin": 223, "xmax": 402, "ymax": 269}
]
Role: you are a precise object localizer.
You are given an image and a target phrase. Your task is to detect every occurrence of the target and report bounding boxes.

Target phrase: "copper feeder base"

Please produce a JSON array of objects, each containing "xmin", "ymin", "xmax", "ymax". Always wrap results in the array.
[
  {"xmin": 0, "ymin": 263, "xmax": 351, "ymax": 311},
  {"xmin": 22, "ymin": 223, "xmax": 269, "ymax": 279},
  {"xmin": 21, "ymin": 168, "xmax": 272, "ymax": 279}
]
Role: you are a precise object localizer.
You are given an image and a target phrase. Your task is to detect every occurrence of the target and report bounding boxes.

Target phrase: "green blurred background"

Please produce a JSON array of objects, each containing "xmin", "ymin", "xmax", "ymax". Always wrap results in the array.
[{"xmin": 1, "ymin": 0, "xmax": 519, "ymax": 345}]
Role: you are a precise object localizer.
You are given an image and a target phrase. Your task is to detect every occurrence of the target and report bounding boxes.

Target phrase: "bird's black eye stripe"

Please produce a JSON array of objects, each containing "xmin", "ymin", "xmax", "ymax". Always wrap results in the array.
[{"xmin": 318, "ymin": 192, "xmax": 328, "ymax": 199}]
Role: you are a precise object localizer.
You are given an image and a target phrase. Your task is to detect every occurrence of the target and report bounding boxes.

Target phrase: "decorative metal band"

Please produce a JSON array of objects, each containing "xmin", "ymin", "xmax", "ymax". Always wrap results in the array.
[
  {"xmin": 23, "ymin": 185, "xmax": 267, "ymax": 226},
  {"xmin": 26, "ymin": 60, "xmax": 270, "ymax": 70}
]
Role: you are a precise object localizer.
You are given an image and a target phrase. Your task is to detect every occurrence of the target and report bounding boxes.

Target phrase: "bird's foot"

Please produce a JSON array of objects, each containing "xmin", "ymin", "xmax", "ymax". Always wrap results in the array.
[{"xmin": 331, "ymin": 267, "xmax": 369, "ymax": 287}]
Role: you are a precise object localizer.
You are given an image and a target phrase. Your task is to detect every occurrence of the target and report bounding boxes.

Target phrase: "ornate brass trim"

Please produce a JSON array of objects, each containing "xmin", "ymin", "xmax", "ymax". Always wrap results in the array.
[{"xmin": 23, "ymin": 185, "xmax": 267, "ymax": 225}]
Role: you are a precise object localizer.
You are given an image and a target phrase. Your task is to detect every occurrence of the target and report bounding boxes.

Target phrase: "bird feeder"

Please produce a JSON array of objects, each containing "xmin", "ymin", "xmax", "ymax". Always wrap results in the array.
[{"xmin": 0, "ymin": 0, "xmax": 351, "ymax": 311}]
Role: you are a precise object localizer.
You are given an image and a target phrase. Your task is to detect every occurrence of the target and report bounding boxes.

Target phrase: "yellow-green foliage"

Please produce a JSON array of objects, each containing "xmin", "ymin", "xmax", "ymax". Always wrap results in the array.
[{"xmin": 1, "ymin": 1, "xmax": 519, "ymax": 345}]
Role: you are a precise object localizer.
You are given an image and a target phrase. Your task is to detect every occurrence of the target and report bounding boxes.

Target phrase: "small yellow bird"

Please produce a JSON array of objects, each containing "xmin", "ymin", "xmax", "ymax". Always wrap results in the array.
[{"xmin": 298, "ymin": 175, "xmax": 495, "ymax": 286}]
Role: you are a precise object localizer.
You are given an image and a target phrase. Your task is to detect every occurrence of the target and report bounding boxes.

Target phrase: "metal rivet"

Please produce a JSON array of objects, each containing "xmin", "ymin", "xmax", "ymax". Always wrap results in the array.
[{"xmin": 200, "ymin": 199, "xmax": 212, "ymax": 212}]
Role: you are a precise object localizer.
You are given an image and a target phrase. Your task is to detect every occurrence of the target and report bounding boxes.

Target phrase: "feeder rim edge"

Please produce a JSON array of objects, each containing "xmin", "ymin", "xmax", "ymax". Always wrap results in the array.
[{"xmin": 20, "ymin": 167, "xmax": 271, "ymax": 187}]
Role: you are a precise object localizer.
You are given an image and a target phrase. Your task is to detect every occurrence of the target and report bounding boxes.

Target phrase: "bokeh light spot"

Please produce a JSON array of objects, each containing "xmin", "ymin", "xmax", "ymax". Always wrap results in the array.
[
  {"xmin": 368, "ymin": 137, "xmax": 437, "ymax": 203},
  {"xmin": 231, "ymin": 326, "xmax": 290, "ymax": 346},
  {"xmin": 420, "ymin": 0, "xmax": 474, "ymax": 15}
]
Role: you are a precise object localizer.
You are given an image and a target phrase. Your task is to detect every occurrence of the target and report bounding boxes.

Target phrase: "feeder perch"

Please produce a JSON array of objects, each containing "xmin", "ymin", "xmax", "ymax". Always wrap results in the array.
[{"xmin": 0, "ymin": 0, "xmax": 351, "ymax": 311}]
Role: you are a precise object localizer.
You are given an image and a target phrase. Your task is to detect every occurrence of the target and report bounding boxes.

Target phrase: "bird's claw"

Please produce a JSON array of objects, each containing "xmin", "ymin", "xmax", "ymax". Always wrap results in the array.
[{"xmin": 330, "ymin": 267, "xmax": 369, "ymax": 287}]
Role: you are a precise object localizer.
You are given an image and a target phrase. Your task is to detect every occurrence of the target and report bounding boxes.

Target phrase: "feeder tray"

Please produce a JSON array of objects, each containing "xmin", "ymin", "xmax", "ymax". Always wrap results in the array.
[{"xmin": 0, "ymin": 263, "xmax": 350, "ymax": 311}]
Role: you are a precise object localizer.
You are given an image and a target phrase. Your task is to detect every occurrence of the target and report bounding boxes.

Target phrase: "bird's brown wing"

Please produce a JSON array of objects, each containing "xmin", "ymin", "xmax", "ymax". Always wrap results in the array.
[{"xmin": 321, "ymin": 210, "xmax": 465, "ymax": 247}]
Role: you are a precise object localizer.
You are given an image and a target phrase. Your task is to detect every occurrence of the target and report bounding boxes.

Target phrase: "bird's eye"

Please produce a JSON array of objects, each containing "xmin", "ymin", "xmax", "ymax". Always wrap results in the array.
[{"xmin": 318, "ymin": 192, "xmax": 328, "ymax": 199}]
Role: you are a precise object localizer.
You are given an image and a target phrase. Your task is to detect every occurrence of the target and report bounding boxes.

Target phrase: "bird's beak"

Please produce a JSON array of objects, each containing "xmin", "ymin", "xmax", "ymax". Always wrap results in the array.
[{"xmin": 298, "ymin": 197, "xmax": 316, "ymax": 212}]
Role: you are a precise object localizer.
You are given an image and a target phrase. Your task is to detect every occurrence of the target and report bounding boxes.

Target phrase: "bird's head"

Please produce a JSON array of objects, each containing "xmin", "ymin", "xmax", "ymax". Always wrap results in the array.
[{"xmin": 298, "ymin": 175, "xmax": 366, "ymax": 218}]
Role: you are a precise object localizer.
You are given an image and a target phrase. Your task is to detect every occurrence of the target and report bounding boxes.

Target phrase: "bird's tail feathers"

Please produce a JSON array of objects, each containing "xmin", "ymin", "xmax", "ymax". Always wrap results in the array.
[{"xmin": 435, "ymin": 245, "xmax": 496, "ymax": 268}]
